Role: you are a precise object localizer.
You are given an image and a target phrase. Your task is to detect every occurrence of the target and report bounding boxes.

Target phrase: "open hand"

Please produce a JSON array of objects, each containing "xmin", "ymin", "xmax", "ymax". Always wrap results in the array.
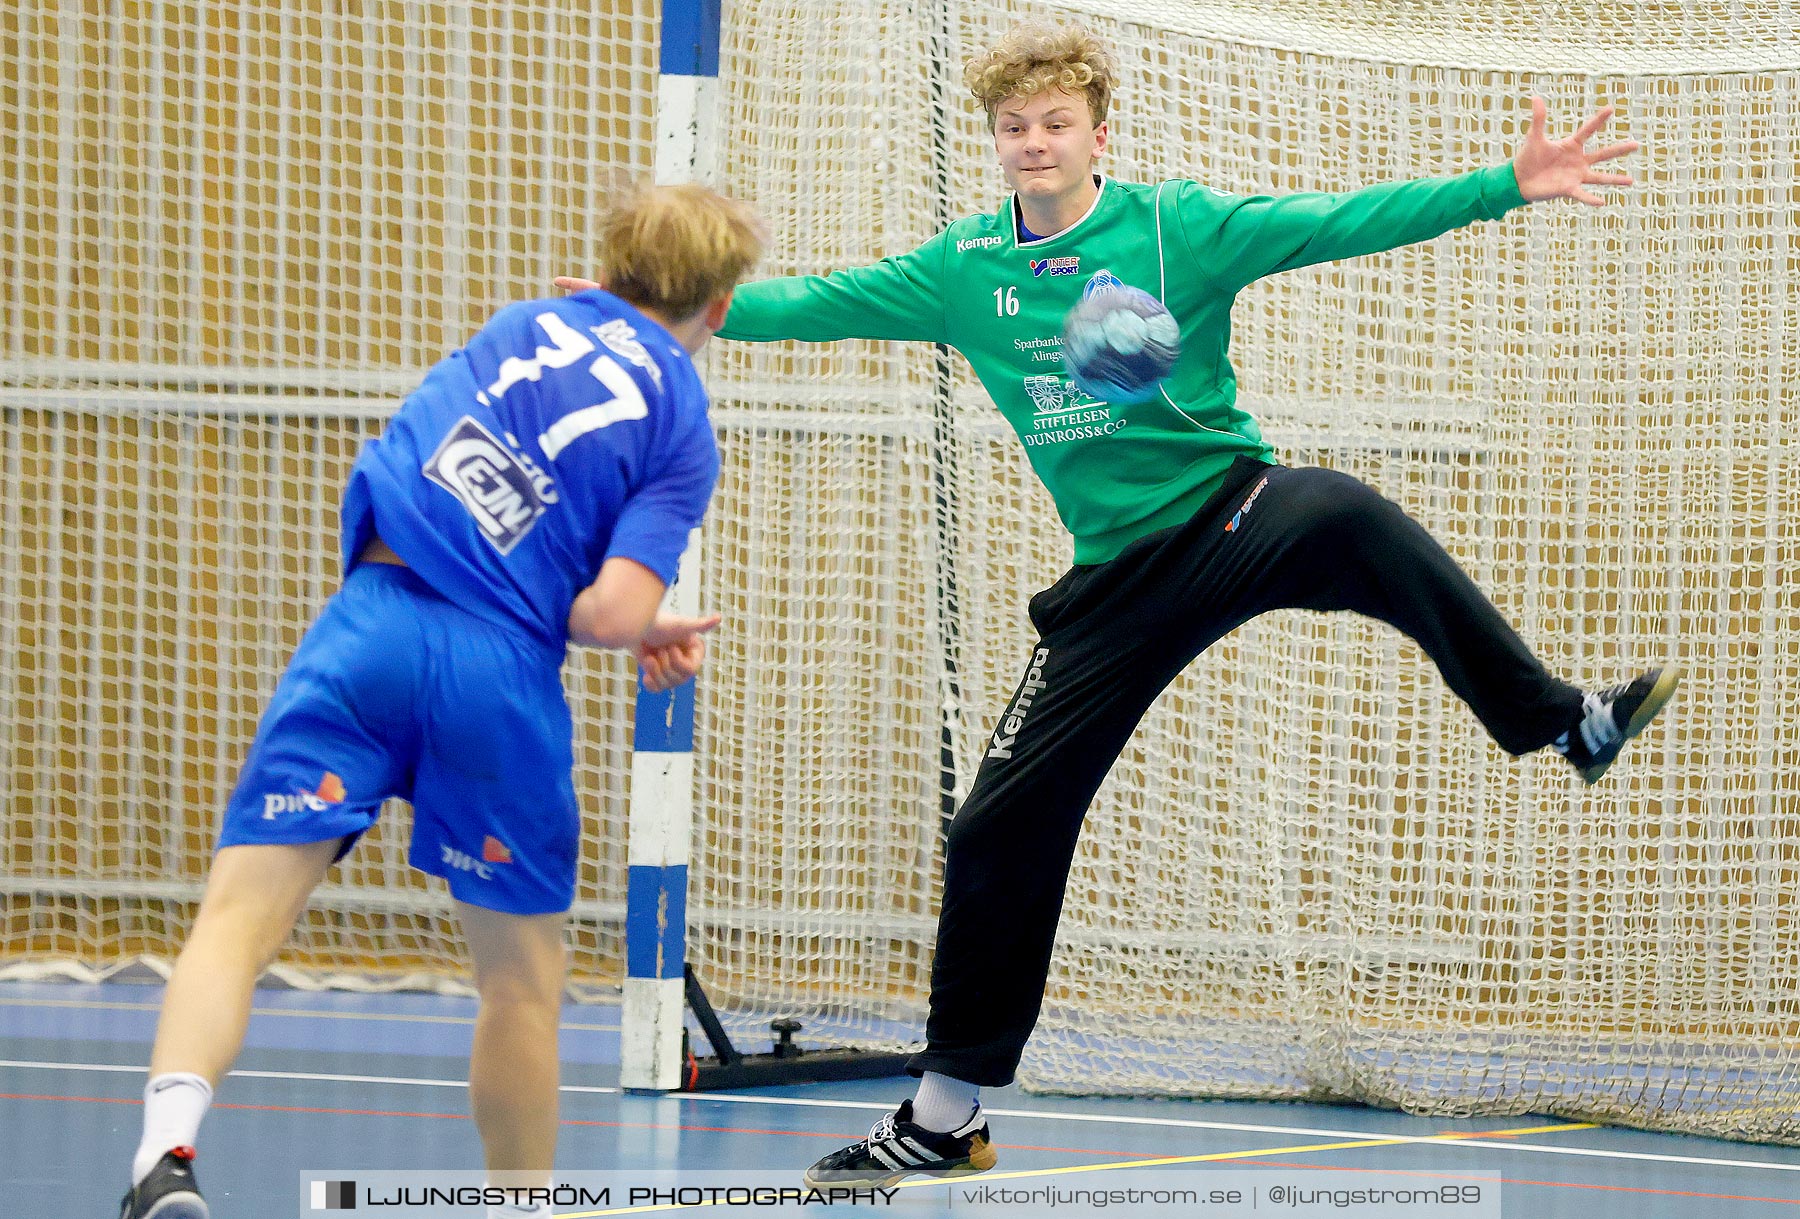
[{"xmin": 1511, "ymin": 97, "xmax": 1640, "ymax": 206}]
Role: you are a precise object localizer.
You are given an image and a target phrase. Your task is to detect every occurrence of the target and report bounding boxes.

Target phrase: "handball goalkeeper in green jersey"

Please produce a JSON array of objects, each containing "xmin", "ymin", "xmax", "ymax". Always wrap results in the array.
[{"xmin": 560, "ymin": 18, "xmax": 1677, "ymax": 1187}]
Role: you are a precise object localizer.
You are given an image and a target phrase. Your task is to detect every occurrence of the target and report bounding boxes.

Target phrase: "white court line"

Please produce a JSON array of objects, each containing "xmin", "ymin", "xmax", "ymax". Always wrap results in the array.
[
  {"xmin": 5, "ymin": 1058, "xmax": 1799, "ymax": 1176},
  {"xmin": 0, "ymin": 1060, "xmax": 486, "ymax": 1090},
  {"xmin": 0, "ymin": 995, "xmax": 622, "ymax": 1032}
]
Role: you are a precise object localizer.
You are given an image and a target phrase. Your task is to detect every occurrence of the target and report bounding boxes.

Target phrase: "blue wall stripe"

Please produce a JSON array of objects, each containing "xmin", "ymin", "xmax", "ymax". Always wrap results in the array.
[
  {"xmin": 633, "ymin": 679, "xmax": 697, "ymax": 753},
  {"xmin": 625, "ymin": 864, "xmax": 689, "ymax": 980},
  {"xmin": 658, "ymin": 0, "xmax": 721, "ymax": 77}
]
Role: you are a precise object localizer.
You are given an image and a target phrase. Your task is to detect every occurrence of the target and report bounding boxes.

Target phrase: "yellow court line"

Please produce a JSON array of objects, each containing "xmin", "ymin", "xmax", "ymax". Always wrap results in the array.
[
  {"xmin": 960, "ymin": 1135, "xmax": 1435, "ymax": 1177},
  {"xmin": 553, "ymin": 1119, "xmax": 1608, "ymax": 1215},
  {"xmin": 892, "ymin": 1120, "xmax": 1598, "ymax": 1182},
  {"xmin": 0, "ymin": 995, "xmax": 619, "ymax": 1031},
  {"xmin": 555, "ymin": 1135, "xmax": 1434, "ymax": 1217},
  {"xmin": 1438, "ymin": 1121, "xmax": 1599, "ymax": 1139}
]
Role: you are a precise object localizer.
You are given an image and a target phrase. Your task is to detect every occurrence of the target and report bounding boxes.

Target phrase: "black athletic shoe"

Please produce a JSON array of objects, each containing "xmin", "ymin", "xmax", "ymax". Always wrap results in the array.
[
  {"xmin": 1555, "ymin": 667, "xmax": 1681, "ymax": 783},
  {"xmin": 119, "ymin": 1147, "xmax": 208, "ymax": 1219},
  {"xmin": 803, "ymin": 1099, "xmax": 997, "ymax": 1187}
]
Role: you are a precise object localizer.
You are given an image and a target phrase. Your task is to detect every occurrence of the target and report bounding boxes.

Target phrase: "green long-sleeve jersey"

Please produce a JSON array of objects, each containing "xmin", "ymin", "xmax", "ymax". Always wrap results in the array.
[{"xmin": 721, "ymin": 164, "xmax": 1527, "ymax": 564}]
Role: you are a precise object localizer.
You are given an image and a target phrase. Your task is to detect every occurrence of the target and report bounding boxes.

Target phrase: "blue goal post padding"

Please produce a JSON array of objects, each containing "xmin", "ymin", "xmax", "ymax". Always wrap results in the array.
[{"xmin": 659, "ymin": 0, "xmax": 721, "ymax": 77}]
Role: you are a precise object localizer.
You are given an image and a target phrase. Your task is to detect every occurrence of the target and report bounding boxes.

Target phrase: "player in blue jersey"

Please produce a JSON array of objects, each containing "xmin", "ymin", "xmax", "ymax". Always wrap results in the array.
[{"xmin": 118, "ymin": 183, "xmax": 765, "ymax": 1219}]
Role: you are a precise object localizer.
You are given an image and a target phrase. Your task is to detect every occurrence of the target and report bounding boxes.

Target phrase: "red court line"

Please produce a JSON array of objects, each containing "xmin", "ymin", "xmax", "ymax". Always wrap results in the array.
[
  {"xmin": 0, "ymin": 1092, "xmax": 1153, "ymax": 1155},
  {"xmin": 0, "ymin": 1092, "xmax": 856, "ymax": 1138},
  {"xmin": 8, "ymin": 1092, "xmax": 1797, "ymax": 1206},
  {"xmin": 12, "ymin": 1092, "xmax": 1103, "ymax": 1147}
]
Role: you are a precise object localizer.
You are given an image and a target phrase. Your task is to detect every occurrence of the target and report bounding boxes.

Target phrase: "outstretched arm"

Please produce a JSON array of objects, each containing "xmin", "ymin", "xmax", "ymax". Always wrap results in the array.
[
  {"xmin": 1183, "ymin": 97, "xmax": 1640, "ymax": 292},
  {"xmin": 555, "ymin": 231, "xmax": 952, "ymax": 346},
  {"xmin": 1511, "ymin": 96, "xmax": 1639, "ymax": 206}
]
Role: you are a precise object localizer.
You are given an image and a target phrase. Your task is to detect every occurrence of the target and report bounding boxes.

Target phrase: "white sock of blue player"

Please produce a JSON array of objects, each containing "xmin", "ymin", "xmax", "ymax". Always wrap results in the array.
[
  {"xmin": 132, "ymin": 1072, "xmax": 213, "ymax": 1184},
  {"xmin": 911, "ymin": 1070, "xmax": 981, "ymax": 1132}
]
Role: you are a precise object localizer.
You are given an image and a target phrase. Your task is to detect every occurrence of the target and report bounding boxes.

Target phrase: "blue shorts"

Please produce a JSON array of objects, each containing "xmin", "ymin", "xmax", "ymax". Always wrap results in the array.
[{"xmin": 218, "ymin": 563, "xmax": 579, "ymax": 914}]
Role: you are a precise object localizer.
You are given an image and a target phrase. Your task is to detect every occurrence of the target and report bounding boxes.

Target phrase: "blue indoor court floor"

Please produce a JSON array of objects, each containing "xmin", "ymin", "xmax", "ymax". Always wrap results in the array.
[{"xmin": 6, "ymin": 980, "xmax": 1799, "ymax": 1218}]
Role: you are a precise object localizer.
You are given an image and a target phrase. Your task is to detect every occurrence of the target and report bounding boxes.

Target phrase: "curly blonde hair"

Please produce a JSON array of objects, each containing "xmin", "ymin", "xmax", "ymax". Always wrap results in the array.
[
  {"xmin": 963, "ymin": 20, "xmax": 1118, "ymax": 130},
  {"xmin": 599, "ymin": 182, "xmax": 766, "ymax": 320}
]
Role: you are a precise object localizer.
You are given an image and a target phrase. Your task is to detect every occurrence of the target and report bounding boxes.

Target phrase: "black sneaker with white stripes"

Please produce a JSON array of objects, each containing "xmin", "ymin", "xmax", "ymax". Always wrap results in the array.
[
  {"xmin": 119, "ymin": 1147, "xmax": 208, "ymax": 1219},
  {"xmin": 1554, "ymin": 667, "xmax": 1681, "ymax": 784},
  {"xmin": 803, "ymin": 1100, "xmax": 997, "ymax": 1187}
]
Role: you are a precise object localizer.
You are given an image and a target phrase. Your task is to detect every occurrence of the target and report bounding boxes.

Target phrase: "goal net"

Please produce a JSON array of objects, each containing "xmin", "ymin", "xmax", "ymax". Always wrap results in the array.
[{"xmin": 5, "ymin": 0, "xmax": 1798, "ymax": 1144}]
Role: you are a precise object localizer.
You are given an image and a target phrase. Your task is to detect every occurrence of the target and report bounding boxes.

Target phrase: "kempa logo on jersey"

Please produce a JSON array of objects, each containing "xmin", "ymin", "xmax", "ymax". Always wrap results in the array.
[
  {"xmin": 263, "ymin": 772, "xmax": 347, "ymax": 820},
  {"xmin": 1225, "ymin": 476, "xmax": 1271, "ymax": 533},
  {"xmin": 423, "ymin": 416, "xmax": 549, "ymax": 554},
  {"xmin": 987, "ymin": 647, "xmax": 1051, "ymax": 760},
  {"xmin": 441, "ymin": 836, "xmax": 513, "ymax": 881},
  {"xmin": 956, "ymin": 235, "xmax": 1005, "ymax": 253},
  {"xmin": 1029, "ymin": 256, "xmax": 1080, "ymax": 277}
]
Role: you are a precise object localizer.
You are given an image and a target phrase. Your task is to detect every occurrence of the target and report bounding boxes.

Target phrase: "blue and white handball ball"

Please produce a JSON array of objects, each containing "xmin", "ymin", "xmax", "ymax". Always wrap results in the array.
[{"xmin": 1060, "ymin": 283, "xmax": 1180, "ymax": 404}]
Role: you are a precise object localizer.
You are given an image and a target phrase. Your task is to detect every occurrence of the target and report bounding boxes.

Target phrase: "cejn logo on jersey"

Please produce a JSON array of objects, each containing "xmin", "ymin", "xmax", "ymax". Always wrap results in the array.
[
  {"xmin": 263, "ymin": 771, "xmax": 347, "ymax": 820},
  {"xmin": 424, "ymin": 416, "xmax": 550, "ymax": 554},
  {"xmin": 432, "ymin": 310, "xmax": 653, "ymax": 552}
]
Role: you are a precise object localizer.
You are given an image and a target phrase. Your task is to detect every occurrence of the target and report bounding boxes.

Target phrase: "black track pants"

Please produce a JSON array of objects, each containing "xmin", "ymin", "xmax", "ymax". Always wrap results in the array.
[{"xmin": 907, "ymin": 458, "xmax": 1584, "ymax": 1087}]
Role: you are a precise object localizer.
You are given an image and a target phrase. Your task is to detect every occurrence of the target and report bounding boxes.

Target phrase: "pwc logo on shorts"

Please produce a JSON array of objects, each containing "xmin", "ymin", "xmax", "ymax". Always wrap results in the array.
[
  {"xmin": 423, "ymin": 415, "xmax": 548, "ymax": 554},
  {"xmin": 441, "ymin": 836, "xmax": 513, "ymax": 881},
  {"xmin": 262, "ymin": 771, "xmax": 347, "ymax": 820}
]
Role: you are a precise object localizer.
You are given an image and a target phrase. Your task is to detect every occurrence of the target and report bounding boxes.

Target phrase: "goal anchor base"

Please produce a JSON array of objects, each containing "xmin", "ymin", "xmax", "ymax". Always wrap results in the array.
[{"xmin": 674, "ymin": 964, "xmax": 915, "ymax": 1091}]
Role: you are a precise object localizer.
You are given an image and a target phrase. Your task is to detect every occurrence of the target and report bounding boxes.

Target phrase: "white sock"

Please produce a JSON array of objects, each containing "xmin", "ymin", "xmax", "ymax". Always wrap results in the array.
[
  {"xmin": 486, "ymin": 1179, "xmax": 555, "ymax": 1219},
  {"xmin": 911, "ymin": 1070, "xmax": 980, "ymax": 1133},
  {"xmin": 133, "ymin": 1072, "xmax": 213, "ymax": 1185}
]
